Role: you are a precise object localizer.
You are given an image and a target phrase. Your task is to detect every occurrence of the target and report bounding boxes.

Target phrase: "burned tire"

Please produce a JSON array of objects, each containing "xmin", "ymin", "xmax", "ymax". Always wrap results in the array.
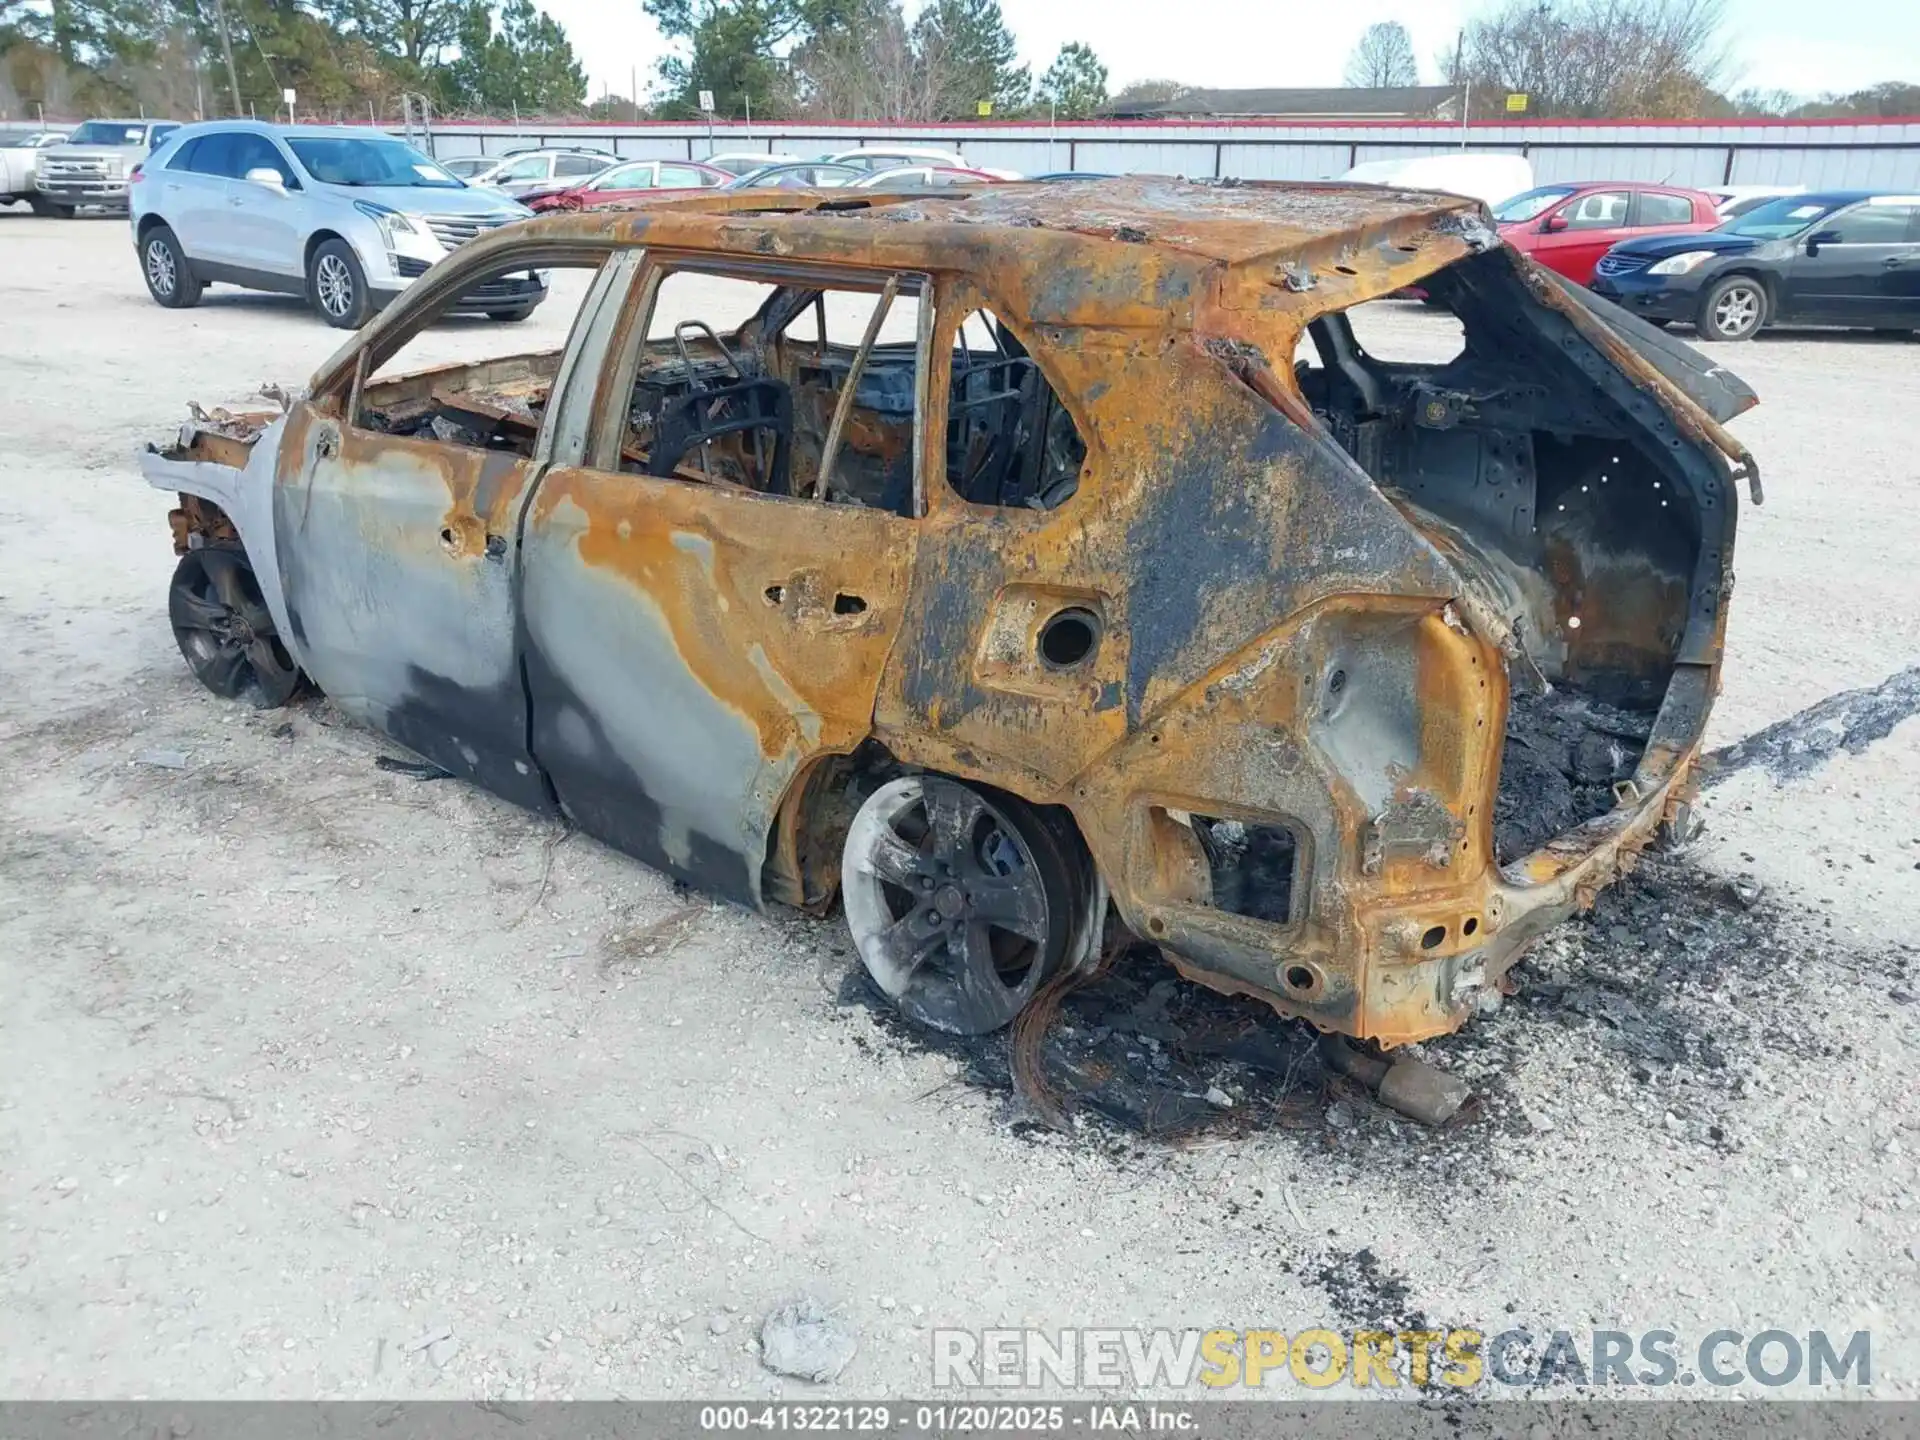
[
  {"xmin": 169, "ymin": 548, "xmax": 303, "ymax": 708},
  {"xmin": 843, "ymin": 775, "xmax": 1087, "ymax": 1035},
  {"xmin": 140, "ymin": 224, "xmax": 203, "ymax": 309},
  {"xmin": 1695, "ymin": 275, "xmax": 1766, "ymax": 342},
  {"xmin": 307, "ymin": 238, "xmax": 372, "ymax": 330}
]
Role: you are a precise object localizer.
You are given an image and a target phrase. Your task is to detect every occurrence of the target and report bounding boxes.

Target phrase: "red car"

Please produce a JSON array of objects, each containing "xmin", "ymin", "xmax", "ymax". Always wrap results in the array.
[
  {"xmin": 522, "ymin": 158, "xmax": 731, "ymax": 213},
  {"xmin": 1492, "ymin": 182, "xmax": 1720, "ymax": 285}
]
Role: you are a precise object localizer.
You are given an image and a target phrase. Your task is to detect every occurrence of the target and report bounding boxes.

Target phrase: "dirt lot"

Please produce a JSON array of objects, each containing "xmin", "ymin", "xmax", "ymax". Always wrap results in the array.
[{"xmin": 2, "ymin": 212, "xmax": 1917, "ymax": 1402}]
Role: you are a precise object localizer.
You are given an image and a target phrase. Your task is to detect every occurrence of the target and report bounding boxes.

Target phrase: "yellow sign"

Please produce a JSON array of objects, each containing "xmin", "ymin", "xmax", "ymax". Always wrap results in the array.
[
  {"xmin": 1505, "ymin": 92, "xmax": 1528, "ymax": 112},
  {"xmin": 977, "ymin": 100, "xmax": 993, "ymax": 116}
]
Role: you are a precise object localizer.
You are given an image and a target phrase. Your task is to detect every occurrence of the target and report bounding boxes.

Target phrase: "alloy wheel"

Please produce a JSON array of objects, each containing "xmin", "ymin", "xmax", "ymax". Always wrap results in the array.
[
  {"xmin": 1713, "ymin": 283, "xmax": 1761, "ymax": 338},
  {"xmin": 315, "ymin": 253, "xmax": 355, "ymax": 318},
  {"xmin": 145, "ymin": 237, "xmax": 176, "ymax": 297},
  {"xmin": 843, "ymin": 775, "xmax": 1070, "ymax": 1035},
  {"xmin": 169, "ymin": 549, "xmax": 302, "ymax": 708}
]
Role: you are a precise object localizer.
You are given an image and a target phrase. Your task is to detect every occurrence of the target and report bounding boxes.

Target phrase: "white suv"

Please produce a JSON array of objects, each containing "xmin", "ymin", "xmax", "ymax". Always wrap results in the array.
[
  {"xmin": 129, "ymin": 121, "xmax": 540, "ymax": 329},
  {"xmin": 467, "ymin": 147, "xmax": 614, "ymax": 196}
]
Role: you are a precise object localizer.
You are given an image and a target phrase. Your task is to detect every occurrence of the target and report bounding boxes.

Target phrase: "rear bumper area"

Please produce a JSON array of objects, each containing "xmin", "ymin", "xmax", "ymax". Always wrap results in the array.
[{"xmin": 1090, "ymin": 657, "xmax": 1713, "ymax": 1047}]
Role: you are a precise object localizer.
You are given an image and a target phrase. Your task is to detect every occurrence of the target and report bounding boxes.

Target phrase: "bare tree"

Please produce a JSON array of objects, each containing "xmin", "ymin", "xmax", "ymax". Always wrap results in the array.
[
  {"xmin": 1108, "ymin": 77, "xmax": 1186, "ymax": 107},
  {"xmin": 795, "ymin": 0, "xmax": 952, "ymax": 121},
  {"xmin": 1456, "ymin": 0, "xmax": 1731, "ymax": 118},
  {"xmin": 1344, "ymin": 22, "xmax": 1419, "ymax": 88}
]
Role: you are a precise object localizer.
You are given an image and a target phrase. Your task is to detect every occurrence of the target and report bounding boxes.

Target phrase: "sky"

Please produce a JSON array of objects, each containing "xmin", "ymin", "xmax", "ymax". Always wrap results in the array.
[{"xmin": 539, "ymin": 0, "xmax": 1920, "ymax": 110}]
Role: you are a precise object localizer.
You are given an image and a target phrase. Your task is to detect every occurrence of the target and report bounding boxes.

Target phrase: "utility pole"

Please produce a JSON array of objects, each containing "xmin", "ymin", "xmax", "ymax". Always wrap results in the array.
[
  {"xmin": 1454, "ymin": 29, "xmax": 1469, "ymax": 149},
  {"xmin": 209, "ymin": 0, "xmax": 244, "ymax": 116}
]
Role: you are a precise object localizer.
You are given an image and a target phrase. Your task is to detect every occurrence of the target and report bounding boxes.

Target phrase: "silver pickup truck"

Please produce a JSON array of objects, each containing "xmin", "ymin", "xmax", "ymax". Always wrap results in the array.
[
  {"xmin": 0, "ymin": 129, "xmax": 69, "ymax": 213},
  {"xmin": 35, "ymin": 118, "xmax": 181, "ymax": 215}
]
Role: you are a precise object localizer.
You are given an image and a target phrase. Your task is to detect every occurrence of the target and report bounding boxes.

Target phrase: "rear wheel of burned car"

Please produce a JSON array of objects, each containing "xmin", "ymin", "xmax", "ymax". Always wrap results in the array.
[
  {"xmin": 307, "ymin": 238, "xmax": 372, "ymax": 330},
  {"xmin": 843, "ymin": 776, "xmax": 1088, "ymax": 1036},
  {"xmin": 169, "ymin": 548, "xmax": 303, "ymax": 709},
  {"xmin": 1696, "ymin": 274, "xmax": 1767, "ymax": 342},
  {"xmin": 141, "ymin": 225, "xmax": 202, "ymax": 309}
]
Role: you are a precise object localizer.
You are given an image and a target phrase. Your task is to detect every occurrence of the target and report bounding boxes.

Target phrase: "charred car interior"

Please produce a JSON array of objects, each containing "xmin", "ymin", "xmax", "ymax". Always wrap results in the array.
[
  {"xmin": 141, "ymin": 178, "xmax": 1758, "ymax": 1070},
  {"xmin": 353, "ymin": 268, "xmax": 1084, "ymax": 519},
  {"xmin": 1293, "ymin": 250, "xmax": 1732, "ymax": 865}
]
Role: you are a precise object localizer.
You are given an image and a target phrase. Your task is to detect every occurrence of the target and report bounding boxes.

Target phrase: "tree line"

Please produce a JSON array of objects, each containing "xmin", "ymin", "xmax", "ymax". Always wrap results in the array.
[
  {"xmin": 0, "ymin": 0, "xmax": 1111, "ymax": 125},
  {"xmin": 1, "ymin": 0, "xmax": 1908, "ymax": 130},
  {"xmin": 1342, "ymin": 0, "xmax": 1917, "ymax": 121},
  {"xmin": 0, "ymin": 0, "xmax": 588, "ymax": 122},
  {"xmin": 641, "ymin": 0, "xmax": 1109, "ymax": 122}
]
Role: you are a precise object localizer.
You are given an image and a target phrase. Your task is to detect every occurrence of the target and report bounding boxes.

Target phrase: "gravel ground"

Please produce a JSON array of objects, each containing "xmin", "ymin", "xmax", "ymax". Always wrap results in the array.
[{"xmin": 1, "ymin": 212, "xmax": 1916, "ymax": 1402}]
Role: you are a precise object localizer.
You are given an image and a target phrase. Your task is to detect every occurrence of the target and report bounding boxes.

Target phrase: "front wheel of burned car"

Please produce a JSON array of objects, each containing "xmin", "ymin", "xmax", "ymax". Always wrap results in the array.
[
  {"xmin": 168, "ymin": 548, "xmax": 304, "ymax": 709},
  {"xmin": 1695, "ymin": 274, "xmax": 1768, "ymax": 342},
  {"xmin": 843, "ymin": 775, "xmax": 1091, "ymax": 1036}
]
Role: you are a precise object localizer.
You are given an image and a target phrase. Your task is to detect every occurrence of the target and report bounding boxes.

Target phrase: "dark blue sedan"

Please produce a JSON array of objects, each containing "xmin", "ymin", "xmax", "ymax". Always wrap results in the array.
[{"xmin": 1590, "ymin": 190, "xmax": 1920, "ymax": 341}]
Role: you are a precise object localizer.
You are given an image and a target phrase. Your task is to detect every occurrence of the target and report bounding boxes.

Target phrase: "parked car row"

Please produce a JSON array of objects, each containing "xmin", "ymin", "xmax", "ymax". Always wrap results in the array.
[
  {"xmin": 113, "ymin": 122, "xmax": 1027, "ymax": 331},
  {"xmin": 1490, "ymin": 179, "xmax": 1920, "ymax": 340},
  {"xmin": 446, "ymin": 142, "xmax": 1014, "ymax": 202},
  {"xmin": 99, "ymin": 116, "xmax": 1920, "ymax": 343},
  {"xmin": 4, "ymin": 118, "xmax": 181, "ymax": 216}
]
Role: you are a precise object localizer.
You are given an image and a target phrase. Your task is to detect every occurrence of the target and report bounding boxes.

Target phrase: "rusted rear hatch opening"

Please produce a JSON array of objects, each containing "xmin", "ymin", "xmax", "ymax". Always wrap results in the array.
[{"xmin": 1287, "ymin": 247, "xmax": 1739, "ymax": 867}]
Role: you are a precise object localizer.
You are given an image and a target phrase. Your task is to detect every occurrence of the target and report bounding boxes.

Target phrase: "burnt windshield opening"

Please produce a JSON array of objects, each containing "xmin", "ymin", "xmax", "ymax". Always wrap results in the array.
[{"xmin": 1292, "ymin": 250, "xmax": 1724, "ymax": 862}]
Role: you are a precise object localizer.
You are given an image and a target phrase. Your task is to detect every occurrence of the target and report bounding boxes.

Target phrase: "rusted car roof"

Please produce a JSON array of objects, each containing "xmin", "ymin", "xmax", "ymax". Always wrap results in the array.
[
  {"xmin": 313, "ymin": 179, "xmax": 1490, "ymax": 393},
  {"xmin": 509, "ymin": 176, "xmax": 1486, "ymax": 266},
  {"xmin": 791, "ymin": 177, "xmax": 1483, "ymax": 263}
]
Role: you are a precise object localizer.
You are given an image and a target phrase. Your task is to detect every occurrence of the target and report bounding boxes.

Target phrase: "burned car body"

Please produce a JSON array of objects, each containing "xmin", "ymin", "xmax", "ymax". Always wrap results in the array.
[{"xmin": 142, "ymin": 178, "xmax": 1757, "ymax": 1046}]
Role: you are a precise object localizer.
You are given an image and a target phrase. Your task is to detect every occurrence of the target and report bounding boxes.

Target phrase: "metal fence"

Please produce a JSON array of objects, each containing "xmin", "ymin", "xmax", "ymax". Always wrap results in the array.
[{"xmin": 412, "ymin": 116, "xmax": 1920, "ymax": 191}]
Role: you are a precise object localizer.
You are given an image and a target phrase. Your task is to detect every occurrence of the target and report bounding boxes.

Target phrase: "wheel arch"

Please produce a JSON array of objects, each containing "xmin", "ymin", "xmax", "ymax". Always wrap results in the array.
[
  {"xmin": 303, "ymin": 227, "xmax": 354, "ymax": 272},
  {"xmin": 760, "ymin": 741, "xmax": 1098, "ymax": 919},
  {"xmin": 1710, "ymin": 265, "xmax": 1778, "ymax": 311},
  {"xmin": 140, "ymin": 414, "xmax": 307, "ymax": 675},
  {"xmin": 135, "ymin": 211, "xmax": 170, "ymax": 243}
]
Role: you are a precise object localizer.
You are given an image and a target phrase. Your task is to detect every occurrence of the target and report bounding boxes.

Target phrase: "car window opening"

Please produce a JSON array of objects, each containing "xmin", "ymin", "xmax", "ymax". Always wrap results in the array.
[
  {"xmin": 1284, "ymin": 255, "xmax": 1715, "ymax": 864},
  {"xmin": 351, "ymin": 261, "xmax": 605, "ymax": 455},
  {"xmin": 605, "ymin": 275, "xmax": 1085, "ymax": 516},
  {"xmin": 608, "ymin": 270, "xmax": 924, "ymax": 513},
  {"xmin": 945, "ymin": 308, "xmax": 1086, "ymax": 510}
]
